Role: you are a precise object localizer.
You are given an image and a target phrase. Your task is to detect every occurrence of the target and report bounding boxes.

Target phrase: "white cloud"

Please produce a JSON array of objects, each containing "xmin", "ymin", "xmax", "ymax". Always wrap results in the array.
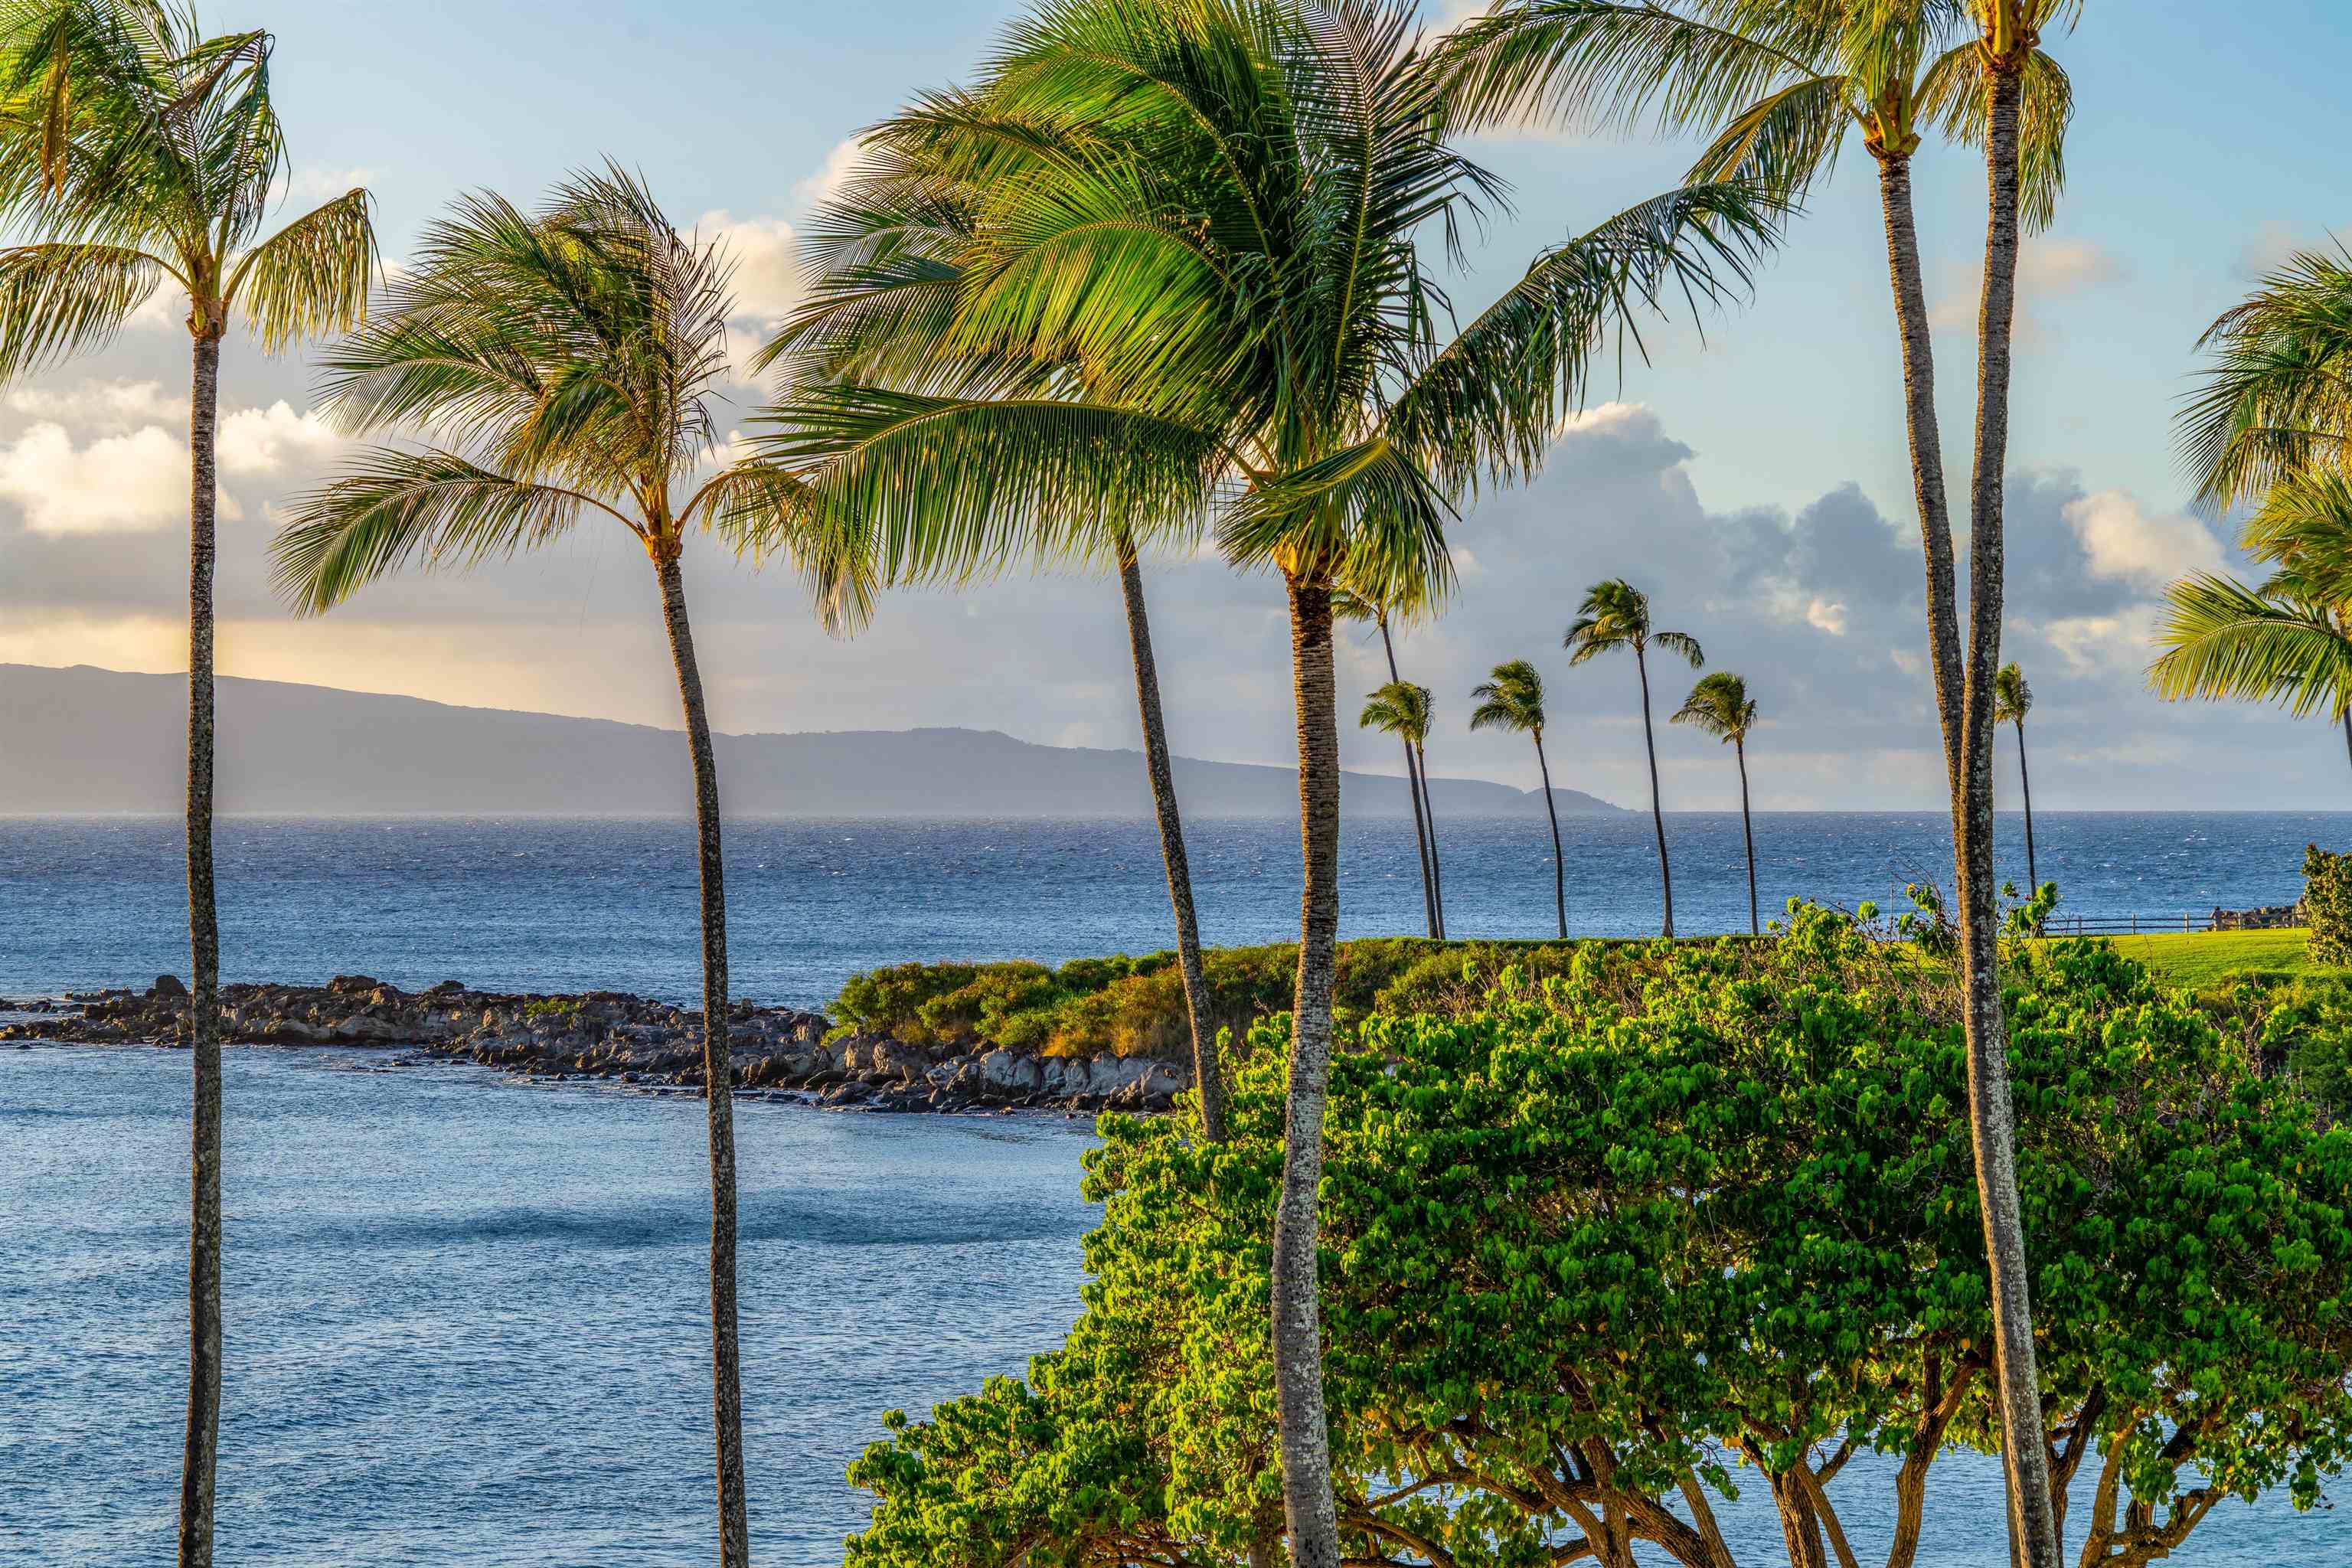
[
  {"xmin": 2060, "ymin": 489, "xmax": 2225, "ymax": 594},
  {"xmin": 1931, "ymin": 237, "xmax": 2126, "ymax": 340},
  {"xmin": 700, "ymin": 210, "xmax": 802, "ymax": 330},
  {"xmin": 0, "ymin": 421, "xmax": 226, "ymax": 536},
  {"xmin": 793, "ymin": 136, "xmax": 871, "ymax": 213},
  {"xmin": 5, "ymin": 379, "xmax": 187, "ymax": 430},
  {"xmin": 218, "ymin": 401, "xmax": 345, "ymax": 476},
  {"xmin": 1805, "ymin": 597, "xmax": 1848, "ymax": 635}
]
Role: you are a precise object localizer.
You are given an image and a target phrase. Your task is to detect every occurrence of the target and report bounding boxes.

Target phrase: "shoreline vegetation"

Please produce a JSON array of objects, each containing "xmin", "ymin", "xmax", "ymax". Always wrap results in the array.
[{"xmin": 11, "ymin": 920, "xmax": 2347, "ymax": 1118}]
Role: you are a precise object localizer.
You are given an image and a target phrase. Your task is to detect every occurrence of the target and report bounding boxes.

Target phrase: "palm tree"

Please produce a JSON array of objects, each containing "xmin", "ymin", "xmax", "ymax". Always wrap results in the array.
[
  {"xmin": 270, "ymin": 168, "xmax": 833, "ymax": 1568},
  {"xmin": 1469, "ymin": 659, "xmax": 1568, "ymax": 938},
  {"xmin": 1338, "ymin": 585, "xmax": 1442, "ymax": 938},
  {"xmin": 2151, "ymin": 467, "xmax": 2352, "ymax": 785},
  {"xmin": 754, "ymin": 8, "xmax": 1779, "ymax": 1559},
  {"xmin": 1360, "ymin": 681, "xmax": 1446, "ymax": 939},
  {"xmin": 1427, "ymin": 9, "xmax": 2081, "ymax": 1556},
  {"xmin": 1992, "ymin": 662, "xmax": 2037, "ymax": 889},
  {"xmin": 1671, "ymin": 671, "xmax": 1760, "ymax": 935},
  {"xmin": 1566, "ymin": 580, "xmax": 1700, "ymax": 937},
  {"xmin": 0, "ymin": 11, "xmax": 374, "ymax": 1560}
]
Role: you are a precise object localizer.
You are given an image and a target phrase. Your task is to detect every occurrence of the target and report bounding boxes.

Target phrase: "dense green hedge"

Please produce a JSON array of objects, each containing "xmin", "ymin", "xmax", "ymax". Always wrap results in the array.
[
  {"xmin": 2307, "ymin": 844, "xmax": 2352, "ymax": 966},
  {"xmin": 843, "ymin": 907, "xmax": 2352, "ymax": 1568},
  {"xmin": 828, "ymin": 937, "xmax": 1667, "ymax": 1058}
]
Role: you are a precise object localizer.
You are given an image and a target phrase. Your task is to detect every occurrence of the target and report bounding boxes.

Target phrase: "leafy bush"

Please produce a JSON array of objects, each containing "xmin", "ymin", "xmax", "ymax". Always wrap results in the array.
[
  {"xmin": 846, "ymin": 909, "xmax": 2352, "ymax": 1568},
  {"xmin": 2307, "ymin": 844, "xmax": 2352, "ymax": 965}
]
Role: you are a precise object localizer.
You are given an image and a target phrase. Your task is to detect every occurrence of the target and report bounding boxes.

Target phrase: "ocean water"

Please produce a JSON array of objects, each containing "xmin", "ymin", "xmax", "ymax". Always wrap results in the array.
[
  {"xmin": 7, "ymin": 813, "xmax": 2352, "ymax": 1566},
  {"xmin": 5, "ymin": 1047, "xmax": 2347, "ymax": 1567},
  {"xmin": 2, "ymin": 811, "xmax": 2344, "ymax": 1008}
]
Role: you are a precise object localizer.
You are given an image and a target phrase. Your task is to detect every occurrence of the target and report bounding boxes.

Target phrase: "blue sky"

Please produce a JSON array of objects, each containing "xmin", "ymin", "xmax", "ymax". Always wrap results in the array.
[{"xmin": 8, "ymin": 2, "xmax": 2352, "ymax": 810}]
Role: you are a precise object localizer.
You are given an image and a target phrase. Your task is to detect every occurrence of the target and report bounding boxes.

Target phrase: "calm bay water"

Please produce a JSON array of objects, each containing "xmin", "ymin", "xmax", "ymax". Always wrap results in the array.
[
  {"xmin": 2, "ymin": 811, "xmax": 2344, "ymax": 1007},
  {"xmin": 6, "ymin": 813, "xmax": 2352, "ymax": 1564}
]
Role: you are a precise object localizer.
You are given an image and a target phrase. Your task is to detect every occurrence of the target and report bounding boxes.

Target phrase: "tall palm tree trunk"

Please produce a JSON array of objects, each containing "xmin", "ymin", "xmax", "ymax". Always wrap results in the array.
[
  {"xmin": 2341, "ymin": 709, "xmax": 2351, "ymax": 782},
  {"xmin": 1115, "ymin": 539, "xmax": 1227, "ymax": 1142},
  {"xmin": 1533, "ymin": 730, "xmax": 1566, "ymax": 939},
  {"xmin": 1736, "ymin": 738, "xmax": 1758, "ymax": 938},
  {"xmin": 654, "ymin": 548, "xmax": 750, "ymax": 1568},
  {"xmin": 1272, "ymin": 572, "xmax": 1343, "ymax": 1568},
  {"xmin": 1962, "ymin": 61, "xmax": 2061, "ymax": 1568},
  {"xmin": 1877, "ymin": 154, "xmax": 1966, "ymax": 782},
  {"xmin": 178, "ymin": 325, "xmax": 224, "ymax": 1568},
  {"xmin": 1635, "ymin": 646, "xmax": 1674, "ymax": 938},
  {"xmin": 1377, "ymin": 620, "xmax": 1439, "ymax": 938},
  {"xmin": 2014, "ymin": 720, "xmax": 2037, "ymax": 892},
  {"xmin": 1401, "ymin": 743, "xmax": 1439, "ymax": 940}
]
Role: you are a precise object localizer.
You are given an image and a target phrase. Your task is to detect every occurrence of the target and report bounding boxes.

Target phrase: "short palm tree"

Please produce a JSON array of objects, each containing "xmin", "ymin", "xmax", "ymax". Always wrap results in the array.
[
  {"xmin": 2151, "ymin": 467, "xmax": 2352, "ymax": 784},
  {"xmin": 1469, "ymin": 658, "xmax": 1568, "ymax": 938},
  {"xmin": 0, "ymin": 9, "xmax": 374, "ymax": 1559},
  {"xmin": 1360, "ymin": 680, "xmax": 1444, "ymax": 939},
  {"xmin": 1566, "ymin": 580, "xmax": 1700, "ymax": 937},
  {"xmin": 1992, "ymin": 662, "xmax": 2038, "ymax": 888},
  {"xmin": 1429, "ymin": 11, "xmax": 2082, "ymax": 1553},
  {"xmin": 1671, "ymin": 671, "xmax": 1760, "ymax": 935},
  {"xmin": 754, "ymin": 7, "xmax": 1779, "ymax": 1557},
  {"xmin": 1338, "ymin": 584, "xmax": 1443, "ymax": 938},
  {"xmin": 270, "ymin": 168, "xmax": 833, "ymax": 1568}
]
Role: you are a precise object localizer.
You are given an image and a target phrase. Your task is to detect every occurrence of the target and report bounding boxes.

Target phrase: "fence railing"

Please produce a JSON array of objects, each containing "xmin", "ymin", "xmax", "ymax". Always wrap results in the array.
[{"xmin": 2041, "ymin": 913, "xmax": 2303, "ymax": 936}]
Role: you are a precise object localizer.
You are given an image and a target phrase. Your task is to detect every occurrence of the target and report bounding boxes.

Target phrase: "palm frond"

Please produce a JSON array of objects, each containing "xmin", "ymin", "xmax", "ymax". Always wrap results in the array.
[
  {"xmin": 1684, "ymin": 72, "xmax": 1852, "ymax": 204},
  {"xmin": 690, "ymin": 460, "xmax": 878, "ymax": 637},
  {"xmin": 1655, "ymin": 628, "xmax": 1704, "ymax": 666},
  {"xmin": 2148, "ymin": 570, "xmax": 2352, "ymax": 720},
  {"xmin": 0, "ymin": 237, "xmax": 166, "ymax": 378},
  {"xmin": 1991, "ymin": 660, "xmax": 2030, "ymax": 726},
  {"xmin": 2180, "ymin": 245, "xmax": 2352, "ymax": 508},
  {"xmin": 1424, "ymin": 0, "xmax": 1828, "ymax": 142},
  {"xmin": 272, "ymin": 446, "xmax": 618, "ymax": 614},
  {"xmin": 1358, "ymin": 678, "xmax": 1432, "ymax": 743},
  {"xmin": 755, "ymin": 384, "xmax": 1223, "ymax": 586},
  {"xmin": 227, "ymin": 184, "xmax": 374, "ymax": 351},
  {"xmin": 1217, "ymin": 433, "xmax": 1455, "ymax": 606},
  {"xmin": 1468, "ymin": 657, "xmax": 1547, "ymax": 734},
  {"xmin": 1673, "ymin": 668, "xmax": 1753, "ymax": 740},
  {"xmin": 1387, "ymin": 179, "xmax": 1785, "ymax": 490}
]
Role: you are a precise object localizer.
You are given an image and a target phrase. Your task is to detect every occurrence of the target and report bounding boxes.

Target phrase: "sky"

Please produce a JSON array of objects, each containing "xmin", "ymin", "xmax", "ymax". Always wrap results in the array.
[{"xmin": 6, "ymin": 0, "xmax": 2352, "ymax": 811}]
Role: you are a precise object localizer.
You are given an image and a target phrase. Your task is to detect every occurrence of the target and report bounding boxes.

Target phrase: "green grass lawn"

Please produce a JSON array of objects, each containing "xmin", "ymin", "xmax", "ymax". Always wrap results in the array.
[{"xmin": 2094, "ymin": 929, "xmax": 2342, "ymax": 988}]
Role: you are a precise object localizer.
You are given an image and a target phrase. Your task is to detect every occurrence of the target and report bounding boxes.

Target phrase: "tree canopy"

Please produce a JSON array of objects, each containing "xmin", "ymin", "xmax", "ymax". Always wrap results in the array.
[{"xmin": 845, "ymin": 910, "xmax": 2352, "ymax": 1568}]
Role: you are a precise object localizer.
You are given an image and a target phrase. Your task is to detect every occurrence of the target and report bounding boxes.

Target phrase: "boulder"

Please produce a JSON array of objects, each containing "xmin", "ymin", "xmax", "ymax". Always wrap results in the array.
[{"xmin": 150, "ymin": 975, "xmax": 188, "ymax": 1001}]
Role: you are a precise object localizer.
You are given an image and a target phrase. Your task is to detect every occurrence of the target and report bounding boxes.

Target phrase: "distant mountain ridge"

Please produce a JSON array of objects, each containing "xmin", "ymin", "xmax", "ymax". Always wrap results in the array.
[{"xmin": 0, "ymin": 664, "xmax": 1624, "ymax": 818}]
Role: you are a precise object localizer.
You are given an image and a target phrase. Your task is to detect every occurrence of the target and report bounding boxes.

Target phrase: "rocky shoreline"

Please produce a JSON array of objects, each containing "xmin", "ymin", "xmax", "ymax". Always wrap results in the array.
[{"xmin": 0, "ymin": 975, "xmax": 1191, "ymax": 1116}]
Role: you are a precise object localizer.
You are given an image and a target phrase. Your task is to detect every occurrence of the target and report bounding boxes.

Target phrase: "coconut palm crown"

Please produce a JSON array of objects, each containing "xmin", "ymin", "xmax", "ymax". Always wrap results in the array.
[
  {"xmin": 1361, "ymin": 679, "xmax": 1433, "ymax": 746},
  {"xmin": 1671, "ymin": 668, "xmax": 1755, "ymax": 743}
]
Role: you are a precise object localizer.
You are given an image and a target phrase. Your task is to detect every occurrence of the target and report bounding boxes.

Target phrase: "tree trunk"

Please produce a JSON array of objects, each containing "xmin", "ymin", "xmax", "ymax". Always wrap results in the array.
[
  {"xmin": 1377, "ymin": 619, "xmax": 1439, "ymax": 939},
  {"xmin": 1416, "ymin": 740, "xmax": 1445, "ymax": 939},
  {"xmin": 1534, "ymin": 730, "xmax": 1567, "ymax": 939},
  {"xmin": 2015, "ymin": 720, "xmax": 2037, "ymax": 893},
  {"xmin": 1115, "ymin": 539, "xmax": 1227, "ymax": 1142},
  {"xmin": 1636, "ymin": 646, "xmax": 1673, "ymax": 938},
  {"xmin": 654, "ymin": 547, "xmax": 751, "ymax": 1568},
  {"xmin": 177, "ymin": 325, "xmax": 224, "ymax": 1568},
  {"xmin": 1736, "ymin": 738, "xmax": 1758, "ymax": 937},
  {"xmin": 1964, "ymin": 58, "xmax": 2062, "ymax": 1568},
  {"xmin": 1272, "ymin": 573, "xmax": 1343, "ymax": 1568},
  {"xmin": 2341, "ymin": 709, "xmax": 2351, "ymax": 782},
  {"xmin": 1876, "ymin": 153, "xmax": 1966, "ymax": 785}
]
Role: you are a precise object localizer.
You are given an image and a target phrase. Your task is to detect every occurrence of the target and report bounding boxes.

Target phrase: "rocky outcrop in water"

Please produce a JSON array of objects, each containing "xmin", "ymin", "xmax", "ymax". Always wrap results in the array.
[{"xmin": 0, "ymin": 975, "xmax": 1189, "ymax": 1115}]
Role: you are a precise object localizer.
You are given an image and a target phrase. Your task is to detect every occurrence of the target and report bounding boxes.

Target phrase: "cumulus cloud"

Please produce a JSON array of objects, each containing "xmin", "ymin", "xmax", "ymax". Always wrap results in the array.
[
  {"xmin": 701, "ymin": 209, "xmax": 802, "ymax": 333},
  {"xmin": 1932, "ymin": 235, "xmax": 2128, "ymax": 343},
  {"xmin": 219, "ymin": 401, "xmax": 346, "ymax": 477},
  {"xmin": 793, "ymin": 136, "xmax": 871, "ymax": 213},
  {"xmin": 5, "ymin": 379, "xmax": 187, "ymax": 430},
  {"xmin": 0, "ymin": 422, "xmax": 218, "ymax": 536},
  {"xmin": 2060, "ymin": 489, "xmax": 2226, "ymax": 594}
]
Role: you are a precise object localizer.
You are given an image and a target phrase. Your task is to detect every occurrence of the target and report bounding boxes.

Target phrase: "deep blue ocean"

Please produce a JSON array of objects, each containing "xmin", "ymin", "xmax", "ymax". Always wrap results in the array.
[
  {"xmin": 2, "ymin": 811, "xmax": 2343, "ymax": 1006},
  {"xmin": 6, "ymin": 813, "xmax": 2352, "ymax": 1566}
]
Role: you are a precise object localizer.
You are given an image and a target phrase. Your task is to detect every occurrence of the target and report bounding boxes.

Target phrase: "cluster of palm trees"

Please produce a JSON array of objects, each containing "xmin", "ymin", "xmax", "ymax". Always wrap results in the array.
[
  {"xmin": 1365, "ymin": 576, "xmax": 1772, "ymax": 942},
  {"xmin": 0, "ymin": 2, "xmax": 2092, "ymax": 1566}
]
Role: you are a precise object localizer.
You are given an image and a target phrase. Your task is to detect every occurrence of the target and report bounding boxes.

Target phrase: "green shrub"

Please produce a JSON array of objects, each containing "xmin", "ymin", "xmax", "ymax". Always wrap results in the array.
[
  {"xmin": 846, "ymin": 909, "xmax": 2352, "ymax": 1568},
  {"xmin": 2307, "ymin": 844, "xmax": 2352, "ymax": 965}
]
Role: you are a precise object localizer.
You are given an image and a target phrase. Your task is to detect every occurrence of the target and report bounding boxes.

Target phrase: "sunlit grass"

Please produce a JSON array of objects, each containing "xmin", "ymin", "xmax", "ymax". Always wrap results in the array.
[{"xmin": 2099, "ymin": 929, "xmax": 2342, "ymax": 988}]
